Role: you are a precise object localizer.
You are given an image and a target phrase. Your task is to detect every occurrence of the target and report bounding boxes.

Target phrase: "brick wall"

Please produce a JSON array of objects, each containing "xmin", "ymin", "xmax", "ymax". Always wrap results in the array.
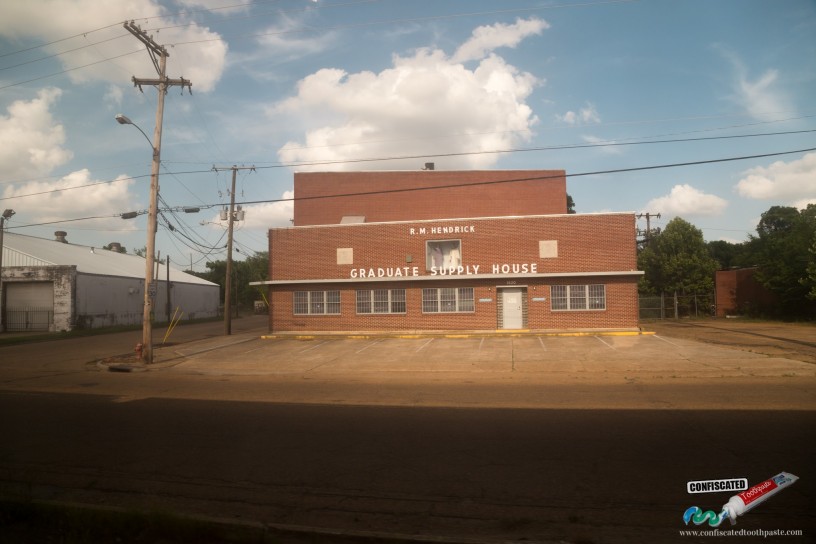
[
  {"xmin": 294, "ymin": 170, "xmax": 567, "ymax": 225},
  {"xmin": 266, "ymin": 213, "xmax": 641, "ymax": 331},
  {"xmin": 271, "ymin": 213, "xmax": 637, "ymax": 281},
  {"xmin": 715, "ymin": 268, "xmax": 778, "ymax": 317},
  {"xmin": 267, "ymin": 278, "xmax": 639, "ymax": 332}
]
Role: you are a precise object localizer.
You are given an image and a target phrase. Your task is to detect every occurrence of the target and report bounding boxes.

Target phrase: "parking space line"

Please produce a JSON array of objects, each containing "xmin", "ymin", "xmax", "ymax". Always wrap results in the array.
[
  {"xmin": 479, "ymin": 338, "xmax": 485, "ymax": 351},
  {"xmin": 538, "ymin": 337, "xmax": 547, "ymax": 351},
  {"xmin": 594, "ymin": 335, "xmax": 616, "ymax": 349},
  {"xmin": 416, "ymin": 339, "xmax": 434, "ymax": 352},
  {"xmin": 356, "ymin": 339, "xmax": 384, "ymax": 354},
  {"xmin": 653, "ymin": 335, "xmax": 682, "ymax": 347},
  {"xmin": 299, "ymin": 340, "xmax": 331, "ymax": 353}
]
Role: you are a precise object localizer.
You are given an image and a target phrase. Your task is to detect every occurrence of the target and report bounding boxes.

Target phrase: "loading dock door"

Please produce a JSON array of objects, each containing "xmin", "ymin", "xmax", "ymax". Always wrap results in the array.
[
  {"xmin": 4, "ymin": 282, "xmax": 54, "ymax": 331},
  {"xmin": 500, "ymin": 287, "xmax": 524, "ymax": 329}
]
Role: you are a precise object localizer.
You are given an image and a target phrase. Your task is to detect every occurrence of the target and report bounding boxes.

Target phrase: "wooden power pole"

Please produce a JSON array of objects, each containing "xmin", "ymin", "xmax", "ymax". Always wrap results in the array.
[
  {"xmin": 124, "ymin": 20, "xmax": 192, "ymax": 364},
  {"xmin": 213, "ymin": 165, "xmax": 254, "ymax": 335}
]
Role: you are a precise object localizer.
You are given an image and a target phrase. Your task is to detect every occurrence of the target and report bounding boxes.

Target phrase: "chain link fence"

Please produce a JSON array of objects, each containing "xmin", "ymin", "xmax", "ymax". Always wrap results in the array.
[{"xmin": 639, "ymin": 293, "xmax": 715, "ymax": 319}]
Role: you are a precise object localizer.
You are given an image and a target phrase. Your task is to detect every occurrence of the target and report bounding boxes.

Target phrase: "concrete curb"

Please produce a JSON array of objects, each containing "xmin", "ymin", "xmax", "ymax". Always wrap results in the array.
[{"xmin": 261, "ymin": 329, "xmax": 655, "ymax": 341}]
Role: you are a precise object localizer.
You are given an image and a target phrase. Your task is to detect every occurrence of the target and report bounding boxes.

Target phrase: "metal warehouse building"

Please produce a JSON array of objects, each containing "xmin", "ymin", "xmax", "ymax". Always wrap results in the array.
[
  {"xmin": 258, "ymin": 169, "xmax": 643, "ymax": 333},
  {"xmin": 0, "ymin": 232, "xmax": 219, "ymax": 332}
]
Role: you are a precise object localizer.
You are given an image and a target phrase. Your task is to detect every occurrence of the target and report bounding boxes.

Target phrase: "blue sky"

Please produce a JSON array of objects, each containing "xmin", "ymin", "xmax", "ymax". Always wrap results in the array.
[{"xmin": 1, "ymin": 0, "xmax": 814, "ymax": 271}]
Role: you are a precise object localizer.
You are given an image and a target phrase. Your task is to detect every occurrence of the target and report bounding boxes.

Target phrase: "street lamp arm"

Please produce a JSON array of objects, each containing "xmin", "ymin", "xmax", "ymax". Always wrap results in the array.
[{"xmin": 115, "ymin": 114, "xmax": 156, "ymax": 154}]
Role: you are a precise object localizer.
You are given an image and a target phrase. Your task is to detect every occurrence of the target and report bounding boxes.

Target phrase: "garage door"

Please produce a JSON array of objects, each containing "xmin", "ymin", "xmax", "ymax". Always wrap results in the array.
[{"xmin": 4, "ymin": 282, "xmax": 54, "ymax": 331}]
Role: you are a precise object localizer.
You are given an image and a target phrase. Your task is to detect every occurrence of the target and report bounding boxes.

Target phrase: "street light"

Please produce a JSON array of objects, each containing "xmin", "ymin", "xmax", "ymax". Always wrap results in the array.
[
  {"xmin": 116, "ymin": 113, "xmax": 162, "ymax": 364},
  {"xmin": 0, "ymin": 209, "xmax": 16, "ymax": 332},
  {"xmin": 115, "ymin": 114, "xmax": 153, "ymax": 148}
]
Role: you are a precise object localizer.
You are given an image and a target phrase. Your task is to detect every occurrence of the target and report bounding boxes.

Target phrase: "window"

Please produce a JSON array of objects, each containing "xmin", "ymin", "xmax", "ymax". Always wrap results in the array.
[
  {"xmin": 293, "ymin": 291, "xmax": 340, "ymax": 315},
  {"xmin": 422, "ymin": 287, "xmax": 474, "ymax": 313},
  {"xmin": 551, "ymin": 285, "xmax": 605, "ymax": 311},
  {"xmin": 588, "ymin": 284, "xmax": 606, "ymax": 309},
  {"xmin": 426, "ymin": 240, "xmax": 462, "ymax": 271},
  {"xmin": 356, "ymin": 289, "xmax": 406, "ymax": 314}
]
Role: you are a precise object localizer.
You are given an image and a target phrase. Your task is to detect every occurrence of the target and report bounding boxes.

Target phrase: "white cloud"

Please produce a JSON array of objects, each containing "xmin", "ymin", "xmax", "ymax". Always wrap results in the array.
[
  {"xmin": 734, "ymin": 69, "xmax": 788, "ymax": 119},
  {"xmin": 716, "ymin": 47, "xmax": 790, "ymax": 119},
  {"xmin": 274, "ymin": 44, "xmax": 541, "ymax": 170},
  {"xmin": 735, "ymin": 152, "xmax": 816, "ymax": 201},
  {"xmin": 255, "ymin": 14, "xmax": 336, "ymax": 57},
  {"xmin": 646, "ymin": 184, "xmax": 728, "ymax": 217},
  {"xmin": 582, "ymin": 134, "xmax": 622, "ymax": 155},
  {"xmin": 2, "ymin": 169, "xmax": 139, "ymax": 229},
  {"xmin": 0, "ymin": 88, "xmax": 73, "ymax": 180},
  {"xmin": 0, "ymin": 0, "xmax": 227, "ymax": 93},
  {"xmin": 793, "ymin": 197, "xmax": 816, "ymax": 210},
  {"xmin": 103, "ymin": 84, "xmax": 124, "ymax": 109},
  {"xmin": 557, "ymin": 102, "xmax": 601, "ymax": 125},
  {"xmin": 174, "ymin": 0, "xmax": 249, "ymax": 14},
  {"xmin": 452, "ymin": 17, "xmax": 549, "ymax": 63}
]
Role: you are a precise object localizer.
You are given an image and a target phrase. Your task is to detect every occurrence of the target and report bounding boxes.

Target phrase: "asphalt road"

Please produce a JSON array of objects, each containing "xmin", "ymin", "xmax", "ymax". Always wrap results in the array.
[
  {"xmin": 1, "ymin": 317, "xmax": 814, "ymax": 543},
  {"xmin": 1, "ymin": 391, "xmax": 813, "ymax": 544}
]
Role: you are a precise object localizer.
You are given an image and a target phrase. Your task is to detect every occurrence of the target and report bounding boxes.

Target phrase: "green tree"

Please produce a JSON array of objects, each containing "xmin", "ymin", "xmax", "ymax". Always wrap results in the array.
[
  {"xmin": 706, "ymin": 240, "xmax": 748, "ymax": 270},
  {"xmin": 567, "ymin": 194, "xmax": 576, "ymax": 214},
  {"xmin": 191, "ymin": 252, "xmax": 269, "ymax": 312},
  {"xmin": 745, "ymin": 204, "xmax": 816, "ymax": 316},
  {"xmin": 638, "ymin": 217, "xmax": 717, "ymax": 296},
  {"xmin": 804, "ymin": 236, "xmax": 816, "ymax": 301}
]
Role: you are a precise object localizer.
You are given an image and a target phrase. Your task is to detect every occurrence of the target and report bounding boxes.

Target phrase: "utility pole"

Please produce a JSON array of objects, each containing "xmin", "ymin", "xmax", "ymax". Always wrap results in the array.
[
  {"xmin": 0, "ymin": 209, "xmax": 16, "ymax": 332},
  {"xmin": 637, "ymin": 212, "xmax": 661, "ymax": 248},
  {"xmin": 213, "ymin": 165, "xmax": 253, "ymax": 335},
  {"xmin": 166, "ymin": 255, "xmax": 172, "ymax": 324},
  {"xmin": 124, "ymin": 20, "xmax": 192, "ymax": 364}
]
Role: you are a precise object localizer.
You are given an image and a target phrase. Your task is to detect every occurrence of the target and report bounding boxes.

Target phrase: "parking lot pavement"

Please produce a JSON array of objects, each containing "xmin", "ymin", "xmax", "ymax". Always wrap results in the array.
[{"xmin": 168, "ymin": 332, "xmax": 816, "ymax": 382}]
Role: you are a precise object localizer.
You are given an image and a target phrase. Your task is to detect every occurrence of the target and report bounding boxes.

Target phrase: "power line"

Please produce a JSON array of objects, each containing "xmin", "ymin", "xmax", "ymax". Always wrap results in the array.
[
  {"xmin": 0, "ymin": 21, "xmax": 122, "ymax": 59},
  {"xmin": 0, "ymin": 0, "xmax": 635, "ymax": 88},
  {"xmin": 225, "ymin": 146, "xmax": 816, "ymax": 208},
  {"xmin": 255, "ymin": 128, "xmax": 816, "ymax": 170},
  {"xmin": 0, "ymin": 33, "xmax": 130, "ymax": 72},
  {"xmin": 9, "ymin": 145, "xmax": 816, "ymax": 230},
  {"xmin": 3, "ymin": 128, "xmax": 814, "ymax": 203},
  {"xmin": 0, "ymin": 49, "xmax": 142, "ymax": 91}
]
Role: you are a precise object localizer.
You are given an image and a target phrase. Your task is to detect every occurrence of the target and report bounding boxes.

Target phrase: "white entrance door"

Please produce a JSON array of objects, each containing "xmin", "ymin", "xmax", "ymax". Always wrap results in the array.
[{"xmin": 501, "ymin": 288, "xmax": 524, "ymax": 329}]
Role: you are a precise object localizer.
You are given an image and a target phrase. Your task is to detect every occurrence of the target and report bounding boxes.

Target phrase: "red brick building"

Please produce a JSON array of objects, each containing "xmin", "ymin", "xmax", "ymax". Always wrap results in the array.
[
  {"xmin": 260, "ymin": 170, "xmax": 643, "ymax": 332},
  {"xmin": 714, "ymin": 267, "xmax": 778, "ymax": 317}
]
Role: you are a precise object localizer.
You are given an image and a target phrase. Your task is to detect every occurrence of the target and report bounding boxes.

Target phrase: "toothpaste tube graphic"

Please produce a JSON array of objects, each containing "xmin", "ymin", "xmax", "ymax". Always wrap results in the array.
[
  {"xmin": 683, "ymin": 471, "xmax": 798, "ymax": 527},
  {"xmin": 722, "ymin": 471, "xmax": 798, "ymax": 525}
]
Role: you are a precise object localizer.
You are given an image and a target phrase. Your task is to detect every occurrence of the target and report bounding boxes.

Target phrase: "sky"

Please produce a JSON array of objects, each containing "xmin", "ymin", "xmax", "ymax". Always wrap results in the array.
[{"xmin": 1, "ymin": 0, "xmax": 815, "ymax": 271}]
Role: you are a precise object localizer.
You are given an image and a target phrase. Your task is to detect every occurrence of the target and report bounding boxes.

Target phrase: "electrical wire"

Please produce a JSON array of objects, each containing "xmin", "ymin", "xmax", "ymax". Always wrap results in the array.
[
  {"xmin": 0, "ymin": 0, "xmax": 635, "ymax": 89},
  {"xmin": 2, "ymin": 128, "xmax": 814, "ymax": 202},
  {"xmin": 9, "ymin": 144, "xmax": 816, "ymax": 230}
]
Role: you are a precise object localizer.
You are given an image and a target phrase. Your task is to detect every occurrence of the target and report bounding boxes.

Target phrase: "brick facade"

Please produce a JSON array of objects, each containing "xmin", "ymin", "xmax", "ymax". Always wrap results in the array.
[
  {"xmin": 294, "ymin": 170, "xmax": 567, "ymax": 226},
  {"xmin": 267, "ymin": 214, "xmax": 641, "ymax": 332},
  {"xmin": 714, "ymin": 268, "xmax": 778, "ymax": 317}
]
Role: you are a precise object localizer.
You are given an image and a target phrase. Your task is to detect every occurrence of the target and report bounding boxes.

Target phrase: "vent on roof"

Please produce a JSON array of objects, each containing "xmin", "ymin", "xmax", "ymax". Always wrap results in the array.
[
  {"xmin": 340, "ymin": 216, "xmax": 366, "ymax": 224},
  {"xmin": 55, "ymin": 231, "xmax": 68, "ymax": 243}
]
